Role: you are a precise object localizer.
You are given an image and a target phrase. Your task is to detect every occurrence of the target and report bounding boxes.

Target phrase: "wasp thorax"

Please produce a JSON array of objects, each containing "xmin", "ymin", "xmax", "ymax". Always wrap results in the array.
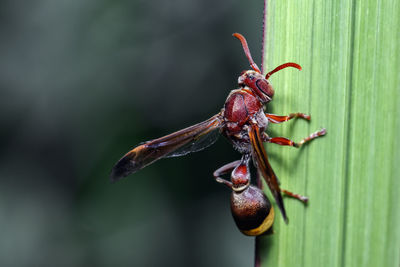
[{"xmin": 230, "ymin": 185, "xmax": 274, "ymax": 236}]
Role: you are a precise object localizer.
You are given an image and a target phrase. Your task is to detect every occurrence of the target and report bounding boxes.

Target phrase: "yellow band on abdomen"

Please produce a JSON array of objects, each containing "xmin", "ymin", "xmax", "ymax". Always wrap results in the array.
[{"xmin": 241, "ymin": 207, "xmax": 274, "ymax": 236}]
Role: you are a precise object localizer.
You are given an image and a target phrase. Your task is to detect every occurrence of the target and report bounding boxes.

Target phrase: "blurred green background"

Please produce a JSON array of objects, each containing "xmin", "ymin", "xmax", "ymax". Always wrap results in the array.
[{"xmin": 0, "ymin": 0, "xmax": 269, "ymax": 266}]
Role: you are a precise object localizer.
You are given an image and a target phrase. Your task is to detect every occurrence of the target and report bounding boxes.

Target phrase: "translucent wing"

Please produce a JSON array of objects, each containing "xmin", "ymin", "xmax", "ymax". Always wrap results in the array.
[
  {"xmin": 248, "ymin": 123, "xmax": 287, "ymax": 222},
  {"xmin": 166, "ymin": 126, "xmax": 220, "ymax": 158},
  {"xmin": 110, "ymin": 113, "xmax": 223, "ymax": 182}
]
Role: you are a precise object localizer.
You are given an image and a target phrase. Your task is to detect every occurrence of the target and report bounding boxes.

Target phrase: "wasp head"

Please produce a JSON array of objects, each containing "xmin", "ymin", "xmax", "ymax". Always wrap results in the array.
[
  {"xmin": 238, "ymin": 70, "xmax": 274, "ymax": 102},
  {"xmin": 233, "ymin": 33, "xmax": 302, "ymax": 103}
]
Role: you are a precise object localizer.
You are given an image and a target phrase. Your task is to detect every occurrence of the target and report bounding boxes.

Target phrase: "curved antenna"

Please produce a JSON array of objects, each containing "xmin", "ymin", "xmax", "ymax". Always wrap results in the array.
[
  {"xmin": 265, "ymin": 63, "xmax": 302, "ymax": 79},
  {"xmin": 233, "ymin": 33, "xmax": 261, "ymax": 73}
]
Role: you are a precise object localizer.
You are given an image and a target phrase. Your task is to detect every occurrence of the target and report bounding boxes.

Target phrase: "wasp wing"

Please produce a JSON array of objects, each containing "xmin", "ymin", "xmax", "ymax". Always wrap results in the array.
[
  {"xmin": 248, "ymin": 124, "xmax": 287, "ymax": 222},
  {"xmin": 165, "ymin": 126, "xmax": 220, "ymax": 158},
  {"xmin": 110, "ymin": 113, "xmax": 223, "ymax": 182}
]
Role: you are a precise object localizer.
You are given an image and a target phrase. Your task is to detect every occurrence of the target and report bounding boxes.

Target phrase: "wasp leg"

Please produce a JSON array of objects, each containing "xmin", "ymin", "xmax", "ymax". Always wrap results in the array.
[
  {"xmin": 281, "ymin": 188, "xmax": 308, "ymax": 203},
  {"xmin": 213, "ymin": 160, "xmax": 240, "ymax": 189},
  {"xmin": 264, "ymin": 128, "xmax": 326, "ymax": 148},
  {"xmin": 265, "ymin": 113, "xmax": 310, "ymax": 124}
]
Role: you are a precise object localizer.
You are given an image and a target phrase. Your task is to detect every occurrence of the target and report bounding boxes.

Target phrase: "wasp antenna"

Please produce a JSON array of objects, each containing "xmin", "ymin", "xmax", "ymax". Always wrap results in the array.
[
  {"xmin": 233, "ymin": 33, "xmax": 261, "ymax": 73},
  {"xmin": 265, "ymin": 62, "xmax": 302, "ymax": 79}
]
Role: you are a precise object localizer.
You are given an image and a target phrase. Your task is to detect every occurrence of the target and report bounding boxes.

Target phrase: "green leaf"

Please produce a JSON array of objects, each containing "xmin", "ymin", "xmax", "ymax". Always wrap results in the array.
[{"xmin": 259, "ymin": 0, "xmax": 400, "ymax": 266}]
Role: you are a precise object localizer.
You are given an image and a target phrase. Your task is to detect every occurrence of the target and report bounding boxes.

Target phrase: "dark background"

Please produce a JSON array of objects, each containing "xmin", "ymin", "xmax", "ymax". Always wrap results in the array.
[{"xmin": 0, "ymin": 0, "xmax": 266, "ymax": 266}]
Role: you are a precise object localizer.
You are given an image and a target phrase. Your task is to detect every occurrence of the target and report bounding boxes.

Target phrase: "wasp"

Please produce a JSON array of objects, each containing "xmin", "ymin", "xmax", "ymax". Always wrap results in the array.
[{"xmin": 111, "ymin": 33, "xmax": 326, "ymax": 235}]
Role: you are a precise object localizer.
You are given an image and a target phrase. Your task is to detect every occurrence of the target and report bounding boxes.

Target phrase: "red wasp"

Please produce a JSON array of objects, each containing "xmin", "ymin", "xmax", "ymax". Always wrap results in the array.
[{"xmin": 111, "ymin": 33, "xmax": 326, "ymax": 235}]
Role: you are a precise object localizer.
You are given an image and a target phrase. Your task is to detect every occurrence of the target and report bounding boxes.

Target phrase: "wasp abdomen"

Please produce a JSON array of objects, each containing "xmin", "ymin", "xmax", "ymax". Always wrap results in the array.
[{"xmin": 230, "ymin": 185, "xmax": 274, "ymax": 236}]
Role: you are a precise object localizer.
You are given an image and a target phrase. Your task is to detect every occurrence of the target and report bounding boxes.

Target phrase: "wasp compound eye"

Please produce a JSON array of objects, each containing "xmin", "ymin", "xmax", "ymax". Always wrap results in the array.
[{"xmin": 256, "ymin": 79, "xmax": 274, "ymax": 98}]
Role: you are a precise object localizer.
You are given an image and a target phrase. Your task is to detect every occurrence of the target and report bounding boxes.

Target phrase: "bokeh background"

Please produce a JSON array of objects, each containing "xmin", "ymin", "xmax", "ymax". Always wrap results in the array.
[{"xmin": 0, "ymin": 0, "xmax": 267, "ymax": 266}]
